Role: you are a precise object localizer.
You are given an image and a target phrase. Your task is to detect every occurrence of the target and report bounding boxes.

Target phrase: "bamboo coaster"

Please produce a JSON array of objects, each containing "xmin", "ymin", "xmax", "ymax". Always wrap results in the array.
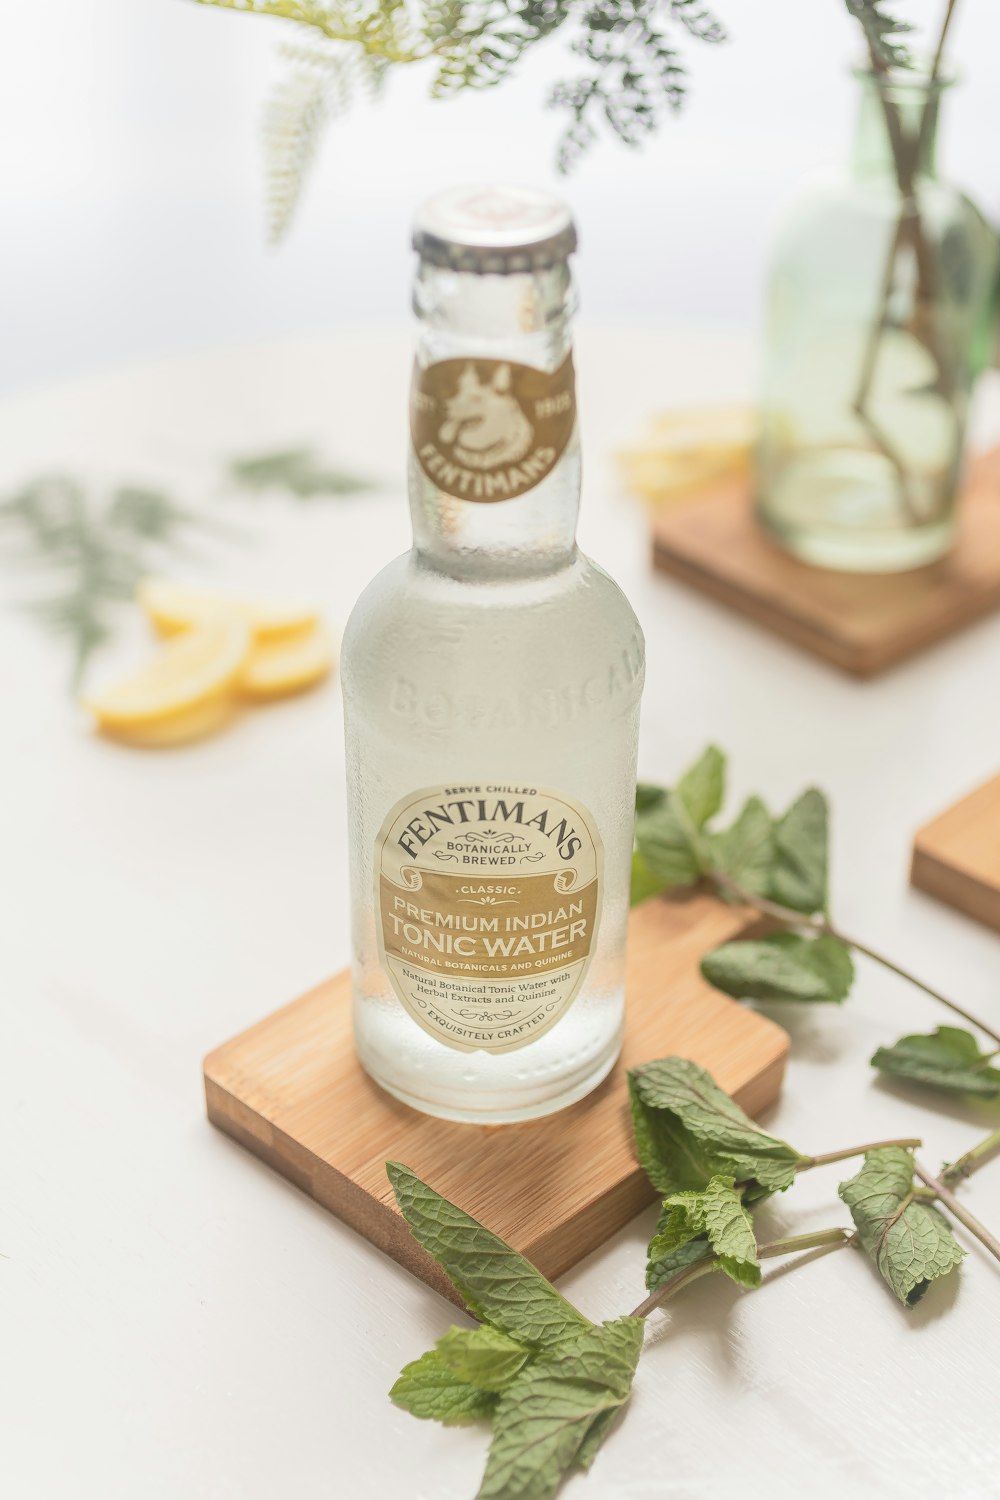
[
  {"xmin": 651, "ymin": 448, "xmax": 1000, "ymax": 678},
  {"xmin": 204, "ymin": 895, "xmax": 788, "ymax": 1307},
  {"xmin": 912, "ymin": 774, "xmax": 1000, "ymax": 931}
]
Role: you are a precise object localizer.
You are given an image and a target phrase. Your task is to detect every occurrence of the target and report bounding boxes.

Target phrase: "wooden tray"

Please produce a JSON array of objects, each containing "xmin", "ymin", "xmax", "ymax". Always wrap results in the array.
[
  {"xmin": 204, "ymin": 895, "xmax": 788, "ymax": 1307},
  {"xmin": 912, "ymin": 773, "xmax": 1000, "ymax": 931},
  {"xmin": 651, "ymin": 448, "xmax": 1000, "ymax": 678}
]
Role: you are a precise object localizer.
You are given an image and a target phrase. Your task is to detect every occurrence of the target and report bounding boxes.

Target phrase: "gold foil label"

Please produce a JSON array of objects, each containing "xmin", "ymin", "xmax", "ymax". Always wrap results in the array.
[
  {"xmin": 374, "ymin": 783, "xmax": 602, "ymax": 1053},
  {"xmin": 410, "ymin": 354, "xmax": 576, "ymax": 503}
]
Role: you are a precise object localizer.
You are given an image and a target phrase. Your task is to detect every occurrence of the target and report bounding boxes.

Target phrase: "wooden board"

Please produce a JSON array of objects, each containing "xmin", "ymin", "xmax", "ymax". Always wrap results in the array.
[
  {"xmin": 205, "ymin": 895, "xmax": 788, "ymax": 1308},
  {"xmin": 912, "ymin": 773, "xmax": 1000, "ymax": 931},
  {"xmin": 651, "ymin": 448, "xmax": 1000, "ymax": 678}
]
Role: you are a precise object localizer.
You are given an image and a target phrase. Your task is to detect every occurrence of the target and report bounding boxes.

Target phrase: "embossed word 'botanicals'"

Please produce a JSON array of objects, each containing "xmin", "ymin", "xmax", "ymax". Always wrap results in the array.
[{"xmin": 341, "ymin": 187, "xmax": 644, "ymax": 1122}]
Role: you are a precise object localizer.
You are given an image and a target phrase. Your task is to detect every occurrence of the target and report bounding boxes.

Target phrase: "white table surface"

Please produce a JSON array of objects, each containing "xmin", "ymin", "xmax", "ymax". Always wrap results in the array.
[{"xmin": 4, "ymin": 330, "xmax": 1000, "ymax": 1500}]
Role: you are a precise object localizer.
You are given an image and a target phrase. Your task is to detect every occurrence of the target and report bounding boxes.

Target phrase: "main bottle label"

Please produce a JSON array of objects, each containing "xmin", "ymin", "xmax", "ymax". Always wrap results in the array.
[
  {"xmin": 410, "ymin": 354, "xmax": 576, "ymax": 503},
  {"xmin": 375, "ymin": 783, "xmax": 603, "ymax": 1053}
]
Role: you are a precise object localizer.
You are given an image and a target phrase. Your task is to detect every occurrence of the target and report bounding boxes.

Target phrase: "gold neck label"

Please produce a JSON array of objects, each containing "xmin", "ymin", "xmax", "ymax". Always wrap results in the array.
[
  {"xmin": 374, "ymin": 782, "xmax": 602, "ymax": 1053},
  {"xmin": 410, "ymin": 353, "xmax": 576, "ymax": 503}
]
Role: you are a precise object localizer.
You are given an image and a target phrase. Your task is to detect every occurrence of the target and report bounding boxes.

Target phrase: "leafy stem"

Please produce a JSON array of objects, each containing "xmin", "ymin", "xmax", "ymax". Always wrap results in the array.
[
  {"xmin": 630, "ymin": 1226, "xmax": 855, "ymax": 1318},
  {"xmin": 710, "ymin": 869, "xmax": 1000, "ymax": 1048},
  {"xmin": 796, "ymin": 1138, "xmax": 922, "ymax": 1170},
  {"xmin": 942, "ymin": 1127, "xmax": 1000, "ymax": 1186},
  {"xmin": 913, "ymin": 1159, "xmax": 1000, "ymax": 1264}
]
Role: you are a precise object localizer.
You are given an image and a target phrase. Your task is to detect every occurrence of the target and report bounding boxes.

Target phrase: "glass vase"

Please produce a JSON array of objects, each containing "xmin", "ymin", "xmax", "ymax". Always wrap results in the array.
[{"xmin": 757, "ymin": 65, "xmax": 998, "ymax": 572}]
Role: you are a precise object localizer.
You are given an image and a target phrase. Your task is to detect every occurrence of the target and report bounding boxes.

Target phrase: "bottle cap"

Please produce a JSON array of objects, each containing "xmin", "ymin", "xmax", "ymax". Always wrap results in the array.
[{"xmin": 412, "ymin": 186, "xmax": 577, "ymax": 274}]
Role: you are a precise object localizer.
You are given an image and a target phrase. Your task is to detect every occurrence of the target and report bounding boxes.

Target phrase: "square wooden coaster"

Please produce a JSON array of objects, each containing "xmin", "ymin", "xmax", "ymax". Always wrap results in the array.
[
  {"xmin": 912, "ymin": 774, "xmax": 1000, "ymax": 932},
  {"xmin": 204, "ymin": 896, "xmax": 788, "ymax": 1307},
  {"xmin": 651, "ymin": 448, "xmax": 1000, "ymax": 678}
]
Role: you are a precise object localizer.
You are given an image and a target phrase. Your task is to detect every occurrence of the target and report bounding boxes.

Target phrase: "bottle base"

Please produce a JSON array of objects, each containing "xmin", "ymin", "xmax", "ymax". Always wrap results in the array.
[
  {"xmin": 756, "ymin": 452, "xmax": 956, "ymax": 573},
  {"xmin": 358, "ymin": 1038, "xmax": 622, "ymax": 1124},
  {"xmin": 757, "ymin": 505, "xmax": 954, "ymax": 573}
]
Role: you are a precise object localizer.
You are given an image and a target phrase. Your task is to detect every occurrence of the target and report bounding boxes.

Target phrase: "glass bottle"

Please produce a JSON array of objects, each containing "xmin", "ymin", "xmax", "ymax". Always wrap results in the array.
[
  {"xmin": 757, "ymin": 65, "xmax": 998, "ymax": 572},
  {"xmin": 341, "ymin": 186, "xmax": 644, "ymax": 1123}
]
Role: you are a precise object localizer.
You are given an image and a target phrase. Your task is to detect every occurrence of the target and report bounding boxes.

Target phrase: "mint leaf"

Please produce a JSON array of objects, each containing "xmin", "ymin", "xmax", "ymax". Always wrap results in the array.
[
  {"xmin": 629, "ymin": 1056, "xmax": 804, "ymax": 1195},
  {"xmin": 676, "ymin": 744, "xmax": 725, "ymax": 828},
  {"xmin": 633, "ymin": 747, "xmax": 724, "ymax": 893},
  {"xmin": 628, "ymin": 1070, "xmax": 718, "ymax": 1197},
  {"xmin": 437, "ymin": 1325, "xmax": 533, "ymax": 1392},
  {"xmin": 390, "ymin": 1348, "xmax": 499, "ymax": 1425},
  {"xmin": 708, "ymin": 793, "xmax": 774, "ymax": 900},
  {"xmin": 650, "ymin": 1175, "xmax": 759, "ymax": 1288},
  {"xmin": 630, "ymin": 845, "xmax": 668, "ymax": 906},
  {"xmin": 635, "ymin": 782, "xmax": 667, "ymax": 813},
  {"xmin": 701, "ymin": 933, "xmax": 854, "ymax": 1005},
  {"xmin": 645, "ymin": 1232, "xmax": 715, "ymax": 1291},
  {"xmin": 634, "ymin": 789, "xmax": 702, "ymax": 889},
  {"xmin": 386, "ymin": 1163, "xmax": 590, "ymax": 1350},
  {"xmin": 839, "ymin": 1148, "xmax": 965, "ymax": 1307},
  {"xmin": 871, "ymin": 1027, "xmax": 1000, "ymax": 1099},
  {"xmin": 770, "ymin": 787, "xmax": 829, "ymax": 914},
  {"xmin": 476, "ymin": 1318, "xmax": 644, "ymax": 1500}
]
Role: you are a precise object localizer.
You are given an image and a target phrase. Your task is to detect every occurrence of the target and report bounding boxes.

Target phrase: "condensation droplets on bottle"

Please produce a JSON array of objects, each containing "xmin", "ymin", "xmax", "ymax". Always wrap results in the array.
[{"xmin": 341, "ymin": 186, "xmax": 644, "ymax": 1122}]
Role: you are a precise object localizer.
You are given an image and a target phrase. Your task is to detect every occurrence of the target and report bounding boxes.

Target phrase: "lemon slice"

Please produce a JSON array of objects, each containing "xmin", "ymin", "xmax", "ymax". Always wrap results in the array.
[
  {"xmin": 91, "ymin": 695, "xmax": 239, "ymax": 748},
  {"xmin": 83, "ymin": 617, "xmax": 251, "ymax": 730},
  {"xmin": 137, "ymin": 577, "xmax": 319, "ymax": 641},
  {"xmin": 240, "ymin": 624, "xmax": 335, "ymax": 701}
]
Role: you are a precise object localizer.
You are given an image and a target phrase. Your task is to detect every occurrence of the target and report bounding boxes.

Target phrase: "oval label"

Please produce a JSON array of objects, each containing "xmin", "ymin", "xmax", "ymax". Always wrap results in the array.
[
  {"xmin": 374, "ymin": 782, "xmax": 603, "ymax": 1053},
  {"xmin": 409, "ymin": 354, "xmax": 576, "ymax": 503}
]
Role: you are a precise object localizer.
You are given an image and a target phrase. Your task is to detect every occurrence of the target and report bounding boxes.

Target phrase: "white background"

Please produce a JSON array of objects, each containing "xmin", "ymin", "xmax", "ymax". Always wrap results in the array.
[
  {"xmin": 5, "ymin": 5, "xmax": 1000, "ymax": 1499},
  {"xmin": 3, "ymin": 0, "xmax": 1000, "ymax": 394}
]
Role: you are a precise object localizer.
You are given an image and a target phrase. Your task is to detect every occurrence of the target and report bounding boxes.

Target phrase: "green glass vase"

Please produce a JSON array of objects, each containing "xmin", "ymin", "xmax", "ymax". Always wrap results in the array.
[{"xmin": 756, "ymin": 66, "xmax": 999, "ymax": 572}]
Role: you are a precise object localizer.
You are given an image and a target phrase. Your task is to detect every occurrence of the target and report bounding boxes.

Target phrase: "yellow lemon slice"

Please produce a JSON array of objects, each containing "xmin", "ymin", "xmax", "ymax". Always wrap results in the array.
[
  {"xmin": 239, "ymin": 624, "xmax": 335, "ymax": 701},
  {"xmin": 137, "ymin": 577, "xmax": 319, "ymax": 641},
  {"xmin": 82, "ymin": 617, "xmax": 251, "ymax": 730},
  {"xmin": 91, "ymin": 695, "xmax": 239, "ymax": 748}
]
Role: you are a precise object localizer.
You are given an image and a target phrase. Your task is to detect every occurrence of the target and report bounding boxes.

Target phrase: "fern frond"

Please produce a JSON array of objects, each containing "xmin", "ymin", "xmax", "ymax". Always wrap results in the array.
[
  {"xmin": 844, "ymin": 0, "xmax": 913, "ymax": 69},
  {"xmin": 193, "ymin": 0, "xmax": 426, "ymax": 60},
  {"xmin": 551, "ymin": 0, "xmax": 688, "ymax": 169},
  {"xmin": 263, "ymin": 45, "xmax": 347, "ymax": 241},
  {"xmin": 668, "ymin": 0, "xmax": 724, "ymax": 43}
]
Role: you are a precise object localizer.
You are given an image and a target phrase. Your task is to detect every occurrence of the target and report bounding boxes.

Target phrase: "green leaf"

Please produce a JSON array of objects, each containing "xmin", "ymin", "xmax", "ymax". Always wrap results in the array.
[
  {"xmin": 386, "ymin": 1163, "xmax": 590, "ymax": 1350},
  {"xmin": 228, "ymin": 445, "xmax": 375, "ymax": 500},
  {"xmin": 701, "ymin": 933, "xmax": 855, "ymax": 1005},
  {"xmin": 390, "ymin": 1347, "xmax": 498, "ymax": 1425},
  {"xmin": 628, "ymin": 1071, "xmax": 718, "ymax": 1198},
  {"xmin": 631, "ymin": 748, "xmax": 726, "ymax": 896},
  {"xmin": 650, "ymin": 1175, "xmax": 759, "ymax": 1288},
  {"xmin": 871, "ymin": 1027, "xmax": 1000, "ymax": 1099},
  {"xmin": 645, "ymin": 1232, "xmax": 715, "ymax": 1292},
  {"xmin": 708, "ymin": 793, "xmax": 774, "ymax": 900},
  {"xmin": 634, "ymin": 788, "xmax": 702, "ymax": 890},
  {"xmin": 628, "ymin": 1056, "xmax": 803, "ymax": 1196},
  {"xmin": 436, "ymin": 1325, "xmax": 533, "ymax": 1392},
  {"xmin": 770, "ymin": 787, "xmax": 829, "ymax": 914},
  {"xmin": 476, "ymin": 1318, "xmax": 644, "ymax": 1500},
  {"xmin": 630, "ymin": 845, "xmax": 668, "ymax": 907},
  {"xmin": 635, "ymin": 782, "xmax": 667, "ymax": 813},
  {"xmin": 676, "ymin": 744, "xmax": 725, "ymax": 828},
  {"xmin": 839, "ymin": 1148, "xmax": 965, "ymax": 1307}
]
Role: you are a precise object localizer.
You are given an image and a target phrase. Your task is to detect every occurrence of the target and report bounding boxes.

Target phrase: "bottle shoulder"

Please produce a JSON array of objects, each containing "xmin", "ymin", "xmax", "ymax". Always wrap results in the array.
[
  {"xmin": 341, "ymin": 547, "xmax": 645, "ymax": 730},
  {"xmin": 343, "ymin": 548, "xmax": 644, "ymax": 650}
]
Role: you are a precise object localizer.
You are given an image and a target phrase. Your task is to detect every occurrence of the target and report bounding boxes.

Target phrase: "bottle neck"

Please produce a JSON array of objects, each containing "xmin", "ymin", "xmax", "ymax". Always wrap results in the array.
[
  {"xmin": 408, "ymin": 261, "xmax": 580, "ymax": 580},
  {"xmin": 851, "ymin": 67, "xmax": 948, "ymax": 187}
]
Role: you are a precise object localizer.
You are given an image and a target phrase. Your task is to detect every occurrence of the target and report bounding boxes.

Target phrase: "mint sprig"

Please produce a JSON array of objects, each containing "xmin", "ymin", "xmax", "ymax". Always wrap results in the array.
[
  {"xmin": 633, "ymin": 745, "xmax": 1000, "ymax": 1088},
  {"xmin": 387, "ymin": 1048, "xmax": 999, "ymax": 1498}
]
